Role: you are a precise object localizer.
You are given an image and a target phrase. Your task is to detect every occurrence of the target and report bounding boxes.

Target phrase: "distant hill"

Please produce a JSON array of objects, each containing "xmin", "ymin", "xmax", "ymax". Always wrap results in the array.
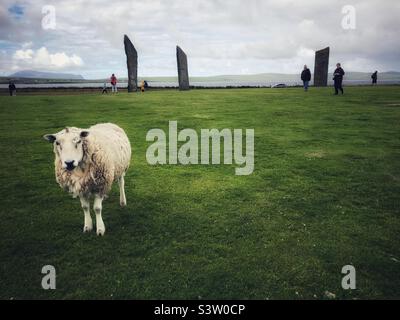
[
  {"xmin": 187, "ymin": 71, "xmax": 400, "ymax": 82},
  {"xmin": 132, "ymin": 71, "xmax": 400, "ymax": 83},
  {"xmin": 8, "ymin": 70, "xmax": 84, "ymax": 80},
  {"xmin": 1, "ymin": 71, "xmax": 399, "ymax": 86}
]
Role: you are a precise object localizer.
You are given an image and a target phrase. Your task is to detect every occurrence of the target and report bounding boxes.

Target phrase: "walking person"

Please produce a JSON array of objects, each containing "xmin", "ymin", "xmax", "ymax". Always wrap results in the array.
[
  {"xmin": 371, "ymin": 71, "xmax": 378, "ymax": 86},
  {"xmin": 333, "ymin": 63, "xmax": 345, "ymax": 95},
  {"xmin": 102, "ymin": 82, "xmax": 108, "ymax": 94},
  {"xmin": 301, "ymin": 65, "xmax": 311, "ymax": 91},
  {"xmin": 110, "ymin": 74, "xmax": 118, "ymax": 93},
  {"xmin": 8, "ymin": 81, "xmax": 16, "ymax": 96}
]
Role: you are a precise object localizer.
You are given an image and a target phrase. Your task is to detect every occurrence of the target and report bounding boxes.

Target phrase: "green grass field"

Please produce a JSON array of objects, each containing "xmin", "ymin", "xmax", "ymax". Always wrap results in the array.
[{"xmin": 0, "ymin": 87, "xmax": 399, "ymax": 299}]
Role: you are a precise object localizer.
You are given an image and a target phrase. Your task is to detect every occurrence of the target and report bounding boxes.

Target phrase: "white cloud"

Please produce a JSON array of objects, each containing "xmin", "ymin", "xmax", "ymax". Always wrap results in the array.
[
  {"xmin": 14, "ymin": 48, "xmax": 34, "ymax": 60},
  {"xmin": 12, "ymin": 46, "xmax": 83, "ymax": 70},
  {"xmin": 298, "ymin": 19, "xmax": 315, "ymax": 30}
]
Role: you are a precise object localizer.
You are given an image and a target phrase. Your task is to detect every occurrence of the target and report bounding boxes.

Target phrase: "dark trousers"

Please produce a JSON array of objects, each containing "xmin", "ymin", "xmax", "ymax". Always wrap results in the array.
[{"xmin": 334, "ymin": 79, "xmax": 343, "ymax": 94}]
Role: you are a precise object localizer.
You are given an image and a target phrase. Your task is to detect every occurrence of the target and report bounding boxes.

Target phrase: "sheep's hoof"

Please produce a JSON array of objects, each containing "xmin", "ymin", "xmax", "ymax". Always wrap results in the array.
[
  {"xmin": 120, "ymin": 200, "xmax": 127, "ymax": 207},
  {"xmin": 96, "ymin": 228, "xmax": 105, "ymax": 236},
  {"xmin": 83, "ymin": 225, "xmax": 93, "ymax": 233},
  {"xmin": 83, "ymin": 221, "xmax": 93, "ymax": 232}
]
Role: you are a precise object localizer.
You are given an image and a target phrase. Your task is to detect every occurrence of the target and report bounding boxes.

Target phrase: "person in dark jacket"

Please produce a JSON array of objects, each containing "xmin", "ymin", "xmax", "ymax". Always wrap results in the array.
[
  {"xmin": 333, "ymin": 63, "xmax": 345, "ymax": 95},
  {"xmin": 301, "ymin": 65, "xmax": 311, "ymax": 91},
  {"xmin": 371, "ymin": 71, "xmax": 378, "ymax": 85},
  {"xmin": 8, "ymin": 82, "xmax": 16, "ymax": 96}
]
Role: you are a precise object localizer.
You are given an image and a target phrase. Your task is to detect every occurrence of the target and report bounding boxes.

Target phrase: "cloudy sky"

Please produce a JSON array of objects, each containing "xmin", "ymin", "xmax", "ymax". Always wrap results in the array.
[{"xmin": 0, "ymin": 0, "xmax": 399, "ymax": 78}]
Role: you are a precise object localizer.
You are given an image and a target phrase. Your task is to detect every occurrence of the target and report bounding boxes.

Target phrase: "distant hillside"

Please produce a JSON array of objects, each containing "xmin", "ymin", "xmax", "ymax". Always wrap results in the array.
[
  {"xmin": 8, "ymin": 70, "xmax": 84, "ymax": 80},
  {"xmin": 1, "ymin": 71, "xmax": 399, "ymax": 86},
  {"xmin": 132, "ymin": 71, "xmax": 400, "ymax": 83},
  {"xmin": 187, "ymin": 72, "xmax": 400, "ymax": 82}
]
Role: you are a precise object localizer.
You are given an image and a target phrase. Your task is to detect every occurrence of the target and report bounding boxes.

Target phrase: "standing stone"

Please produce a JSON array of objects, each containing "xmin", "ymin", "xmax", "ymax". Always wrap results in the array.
[
  {"xmin": 314, "ymin": 47, "xmax": 330, "ymax": 87},
  {"xmin": 124, "ymin": 35, "xmax": 138, "ymax": 92},
  {"xmin": 176, "ymin": 46, "xmax": 190, "ymax": 90}
]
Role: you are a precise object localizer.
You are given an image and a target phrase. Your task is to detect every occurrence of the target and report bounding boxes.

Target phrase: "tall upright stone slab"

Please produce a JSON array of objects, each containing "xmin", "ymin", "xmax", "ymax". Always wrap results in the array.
[
  {"xmin": 124, "ymin": 35, "xmax": 138, "ymax": 92},
  {"xmin": 314, "ymin": 47, "xmax": 330, "ymax": 87},
  {"xmin": 176, "ymin": 46, "xmax": 190, "ymax": 90}
]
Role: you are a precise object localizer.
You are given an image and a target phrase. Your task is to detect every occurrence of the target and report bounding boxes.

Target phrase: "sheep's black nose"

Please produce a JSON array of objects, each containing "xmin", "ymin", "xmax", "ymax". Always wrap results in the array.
[{"xmin": 65, "ymin": 161, "xmax": 75, "ymax": 171}]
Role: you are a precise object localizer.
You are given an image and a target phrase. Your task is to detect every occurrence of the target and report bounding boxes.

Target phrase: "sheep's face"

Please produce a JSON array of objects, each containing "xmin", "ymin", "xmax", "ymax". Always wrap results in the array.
[{"xmin": 44, "ymin": 128, "xmax": 89, "ymax": 171}]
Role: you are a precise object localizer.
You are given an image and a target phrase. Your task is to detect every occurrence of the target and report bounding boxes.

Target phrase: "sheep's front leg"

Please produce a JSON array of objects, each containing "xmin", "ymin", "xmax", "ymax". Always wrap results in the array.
[
  {"xmin": 118, "ymin": 174, "xmax": 127, "ymax": 207},
  {"xmin": 93, "ymin": 195, "xmax": 105, "ymax": 236},
  {"xmin": 80, "ymin": 196, "xmax": 93, "ymax": 232}
]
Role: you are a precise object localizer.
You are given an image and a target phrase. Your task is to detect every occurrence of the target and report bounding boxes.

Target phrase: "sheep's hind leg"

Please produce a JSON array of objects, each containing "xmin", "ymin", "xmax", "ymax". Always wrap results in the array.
[
  {"xmin": 118, "ymin": 174, "xmax": 127, "ymax": 207},
  {"xmin": 80, "ymin": 196, "xmax": 93, "ymax": 232},
  {"xmin": 94, "ymin": 195, "xmax": 105, "ymax": 236}
]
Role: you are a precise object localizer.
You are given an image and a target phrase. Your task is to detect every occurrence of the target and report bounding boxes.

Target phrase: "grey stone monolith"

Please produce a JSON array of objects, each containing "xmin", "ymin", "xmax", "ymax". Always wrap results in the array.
[
  {"xmin": 176, "ymin": 46, "xmax": 190, "ymax": 90},
  {"xmin": 314, "ymin": 47, "xmax": 330, "ymax": 87},
  {"xmin": 124, "ymin": 35, "xmax": 138, "ymax": 92}
]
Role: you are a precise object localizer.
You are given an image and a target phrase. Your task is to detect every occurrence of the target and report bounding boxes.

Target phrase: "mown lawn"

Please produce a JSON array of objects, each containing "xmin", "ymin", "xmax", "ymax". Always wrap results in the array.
[{"xmin": 0, "ymin": 86, "xmax": 399, "ymax": 299}]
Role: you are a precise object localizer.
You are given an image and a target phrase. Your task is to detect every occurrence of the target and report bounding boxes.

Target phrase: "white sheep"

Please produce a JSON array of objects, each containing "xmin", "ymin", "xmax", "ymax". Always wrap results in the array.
[{"xmin": 44, "ymin": 123, "xmax": 132, "ymax": 236}]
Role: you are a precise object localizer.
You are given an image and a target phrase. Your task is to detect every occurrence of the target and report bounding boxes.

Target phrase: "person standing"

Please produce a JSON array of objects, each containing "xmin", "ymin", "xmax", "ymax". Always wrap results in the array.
[
  {"xmin": 301, "ymin": 65, "xmax": 311, "ymax": 91},
  {"xmin": 110, "ymin": 74, "xmax": 118, "ymax": 93},
  {"xmin": 333, "ymin": 63, "xmax": 345, "ymax": 95},
  {"xmin": 371, "ymin": 71, "xmax": 378, "ymax": 85},
  {"xmin": 8, "ymin": 81, "xmax": 16, "ymax": 96},
  {"xmin": 140, "ymin": 80, "xmax": 145, "ymax": 93}
]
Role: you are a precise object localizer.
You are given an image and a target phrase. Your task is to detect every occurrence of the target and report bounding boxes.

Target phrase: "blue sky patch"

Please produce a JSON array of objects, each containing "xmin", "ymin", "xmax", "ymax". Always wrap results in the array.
[{"xmin": 8, "ymin": 4, "xmax": 24, "ymax": 19}]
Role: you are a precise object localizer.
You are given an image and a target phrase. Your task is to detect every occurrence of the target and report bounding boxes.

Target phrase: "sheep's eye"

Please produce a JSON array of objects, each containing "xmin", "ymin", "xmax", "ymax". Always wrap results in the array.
[
  {"xmin": 77, "ymin": 140, "xmax": 81, "ymax": 144},
  {"xmin": 55, "ymin": 141, "xmax": 60, "ymax": 146}
]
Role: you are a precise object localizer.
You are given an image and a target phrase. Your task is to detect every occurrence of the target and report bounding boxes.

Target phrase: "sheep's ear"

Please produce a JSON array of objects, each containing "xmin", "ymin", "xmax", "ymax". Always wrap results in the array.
[
  {"xmin": 43, "ymin": 134, "xmax": 56, "ymax": 143},
  {"xmin": 80, "ymin": 131, "xmax": 89, "ymax": 138}
]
